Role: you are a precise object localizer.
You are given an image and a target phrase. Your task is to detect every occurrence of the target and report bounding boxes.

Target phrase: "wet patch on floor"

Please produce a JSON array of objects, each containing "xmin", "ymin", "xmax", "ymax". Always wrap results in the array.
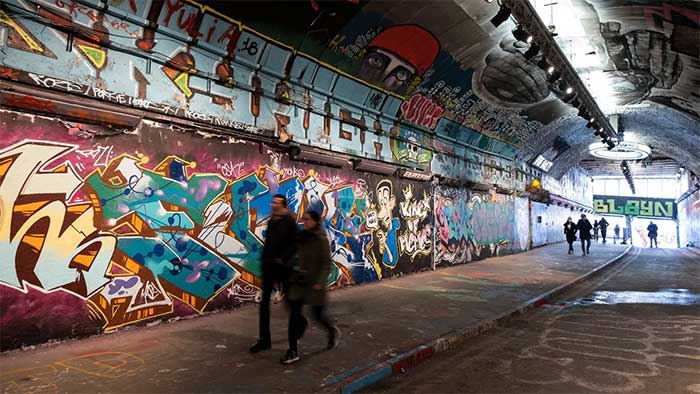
[{"xmin": 563, "ymin": 289, "xmax": 700, "ymax": 306}]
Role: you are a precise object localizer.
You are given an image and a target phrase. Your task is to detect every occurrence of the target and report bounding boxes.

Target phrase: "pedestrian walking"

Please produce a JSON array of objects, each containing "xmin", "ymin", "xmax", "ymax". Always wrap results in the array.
[
  {"xmin": 614, "ymin": 224, "xmax": 620, "ymax": 244},
  {"xmin": 564, "ymin": 217, "xmax": 577, "ymax": 255},
  {"xmin": 599, "ymin": 217, "xmax": 610, "ymax": 243},
  {"xmin": 647, "ymin": 221, "xmax": 659, "ymax": 248},
  {"xmin": 593, "ymin": 220, "xmax": 600, "ymax": 243},
  {"xmin": 250, "ymin": 194, "xmax": 299, "ymax": 354},
  {"xmin": 282, "ymin": 210, "xmax": 340, "ymax": 364},
  {"xmin": 577, "ymin": 214, "xmax": 593, "ymax": 256}
]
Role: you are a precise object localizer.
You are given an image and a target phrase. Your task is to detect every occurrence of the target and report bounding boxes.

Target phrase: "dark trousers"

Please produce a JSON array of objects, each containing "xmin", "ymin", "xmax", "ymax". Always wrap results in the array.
[
  {"xmin": 287, "ymin": 301, "xmax": 333, "ymax": 352},
  {"xmin": 581, "ymin": 238, "xmax": 591, "ymax": 254},
  {"xmin": 650, "ymin": 236, "xmax": 657, "ymax": 248},
  {"xmin": 601, "ymin": 229, "xmax": 607, "ymax": 243},
  {"xmin": 259, "ymin": 269, "xmax": 289, "ymax": 343},
  {"xmin": 567, "ymin": 241, "xmax": 574, "ymax": 254}
]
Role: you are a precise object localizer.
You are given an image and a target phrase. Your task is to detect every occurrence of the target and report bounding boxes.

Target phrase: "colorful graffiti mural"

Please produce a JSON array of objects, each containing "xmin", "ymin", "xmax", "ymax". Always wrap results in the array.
[
  {"xmin": 0, "ymin": 0, "xmax": 555, "ymax": 176},
  {"xmin": 678, "ymin": 188, "xmax": 700, "ymax": 248},
  {"xmin": 0, "ymin": 111, "xmax": 436, "ymax": 349},
  {"xmin": 434, "ymin": 186, "xmax": 525, "ymax": 267}
]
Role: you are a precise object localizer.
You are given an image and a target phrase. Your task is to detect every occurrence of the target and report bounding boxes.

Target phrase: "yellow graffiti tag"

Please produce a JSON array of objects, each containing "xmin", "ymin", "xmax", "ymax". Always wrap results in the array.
[{"xmin": 0, "ymin": 9, "xmax": 43, "ymax": 53}]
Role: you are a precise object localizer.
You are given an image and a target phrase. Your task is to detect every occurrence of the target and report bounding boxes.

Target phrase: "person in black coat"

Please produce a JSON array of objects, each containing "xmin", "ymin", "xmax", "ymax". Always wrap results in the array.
[
  {"xmin": 564, "ymin": 217, "xmax": 578, "ymax": 255},
  {"xmin": 598, "ymin": 217, "xmax": 610, "ymax": 243},
  {"xmin": 576, "ymin": 214, "xmax": 593, "ymax": 256},
  {"xmin": 250, "ymin": 194, "xmax": 298, "ymax": 353},
  {"xmin": 647, "ymin": 221, "xmax": 659, "ymax": 248}
]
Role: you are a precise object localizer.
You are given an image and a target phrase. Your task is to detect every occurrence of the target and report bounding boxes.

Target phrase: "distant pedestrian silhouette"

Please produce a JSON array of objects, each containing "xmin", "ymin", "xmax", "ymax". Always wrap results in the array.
[
  {"xmin": 577, "ymin": 214, "xmax": 593, "ymax": 256},
  {"xmin": 564, "ymin": 217, "xmax": 577, "ymax": 255},
  {"xmin": 593, "ymin": 220, "xmax": 600, "ymax": 243},
  {"xmin": 599, "ymin": 217, "xmax": 609, "ymax": 243},
  {"xmin": 647, "ymin": 221, "xmax": 659, "ymax": 248},
  {"xmin": 614, "ymin": 224, "xmax": 620, "ymax": 244}
]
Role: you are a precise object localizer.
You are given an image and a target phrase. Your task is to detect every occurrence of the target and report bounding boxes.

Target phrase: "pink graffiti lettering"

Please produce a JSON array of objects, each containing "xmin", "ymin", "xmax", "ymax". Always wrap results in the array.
[{"xmin": 400, "ymin": 94, "xmax": 444, "ymax": 130}]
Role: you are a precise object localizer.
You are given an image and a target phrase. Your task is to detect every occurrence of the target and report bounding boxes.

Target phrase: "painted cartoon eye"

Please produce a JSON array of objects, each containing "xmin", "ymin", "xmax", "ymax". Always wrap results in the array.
[{"xmin": 367, "ymin": 54, "xmax": 386, "ymax": 68}]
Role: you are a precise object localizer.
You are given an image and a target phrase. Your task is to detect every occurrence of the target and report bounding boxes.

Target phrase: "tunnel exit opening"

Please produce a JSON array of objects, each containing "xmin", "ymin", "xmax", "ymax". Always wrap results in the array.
[{"xmin": 631, "ymin": 217, "xmax": 678, "ymax": 249}]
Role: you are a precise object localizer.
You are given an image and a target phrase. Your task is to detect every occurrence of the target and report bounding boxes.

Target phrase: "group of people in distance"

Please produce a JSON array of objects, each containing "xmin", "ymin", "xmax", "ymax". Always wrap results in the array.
[{"xmin": 564, "ymin": 215, "xmax": 661, "ymax": 255}]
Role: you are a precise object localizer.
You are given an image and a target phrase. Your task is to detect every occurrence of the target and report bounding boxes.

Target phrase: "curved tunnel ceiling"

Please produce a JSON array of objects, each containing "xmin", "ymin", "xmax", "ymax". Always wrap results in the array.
[{"xmin": 204, "ymin": 0, "xmax": 699, "ymax": 177}]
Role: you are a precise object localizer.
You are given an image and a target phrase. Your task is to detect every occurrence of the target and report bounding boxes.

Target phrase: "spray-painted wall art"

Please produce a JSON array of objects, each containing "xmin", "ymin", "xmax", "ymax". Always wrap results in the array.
[
  {"xmin": 0, "ymin": 0, "xmax": 592, "ymax": 178},
  {"xmin": 0, "ymin": 0, "xmax": 436, "ymax": 171},
  {"xmin": 531, "ymin": 202, "xmax": 580, "ymax": 247},
  {"xmin": 433, "ymin": 186, "xmax": 527, "ymax": 267},
  {"xmin": 678, "ymin": 189, "xmax": 700, "ymax": 248},
  {"xmin": 0, "ymin": 109, "xmax": 435, "ymax": 350}
]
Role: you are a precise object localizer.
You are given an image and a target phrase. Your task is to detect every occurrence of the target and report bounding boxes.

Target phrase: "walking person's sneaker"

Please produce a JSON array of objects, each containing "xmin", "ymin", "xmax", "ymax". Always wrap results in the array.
[
  {"xmin": 327, "ymin": 326, "xmax": 341, "ymax": 350},
  {"xmin": 249, "ymin": 340, "xmax": 271, "ymax": 353},
  {"xmin": 280, "ymin": 349, "xmax": 300, "ymax": 364}
]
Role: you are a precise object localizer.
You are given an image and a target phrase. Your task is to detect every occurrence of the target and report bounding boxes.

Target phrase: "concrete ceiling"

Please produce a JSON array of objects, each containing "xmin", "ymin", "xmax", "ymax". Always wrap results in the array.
[{"xmin": 204, "ymin": 0, "xmax": 699, "ymax": 178}]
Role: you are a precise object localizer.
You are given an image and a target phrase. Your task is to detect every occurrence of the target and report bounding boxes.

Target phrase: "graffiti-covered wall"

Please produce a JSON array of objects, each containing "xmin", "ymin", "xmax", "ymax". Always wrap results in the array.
[
  {"xmin": 678, "ymin": 189, "xmax": 700, "ymax": 247},
  {"xmin": 0, "ymin": 0, "xmax": 585, "ymax": 190},
  {"xmin": 433, "ymin": 186, "xmax": 527, "ymax": 267},
  {"xmin": 542, "ymin": 167, "xmax": 593, "ymax": 206},
  {"xmin": 0, "ymin": 109, "xmax": 436, "ymax": 350},
  {"xmin": 531, "ymin": 202, "xmax": 577, "ymax": 247}
]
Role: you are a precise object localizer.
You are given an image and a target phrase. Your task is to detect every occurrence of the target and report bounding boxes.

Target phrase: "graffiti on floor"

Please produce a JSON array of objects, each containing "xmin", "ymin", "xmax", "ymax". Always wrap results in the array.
[
  {"xmin": 502, "ymin": 310, "xmax": 700, "ymax": 393},
  {"xmin": 0, "ymin": 352, "xmax": 144, "ymax": 393}
]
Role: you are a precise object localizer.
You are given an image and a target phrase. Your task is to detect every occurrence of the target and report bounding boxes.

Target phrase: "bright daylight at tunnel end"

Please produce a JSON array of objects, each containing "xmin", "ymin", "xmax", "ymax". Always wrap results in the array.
[{"xmin": 0, "ymin": 0, "xmax": 698, "ymax": 393}]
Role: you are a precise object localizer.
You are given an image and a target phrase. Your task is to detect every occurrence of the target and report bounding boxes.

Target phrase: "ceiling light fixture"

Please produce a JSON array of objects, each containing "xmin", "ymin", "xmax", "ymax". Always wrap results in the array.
[
  {"xmin": 512, "ymin": 26, "xmax": 532, "ymax": 43},
  {"xmin": 589, "ymin": 141, "xmax": 651, "ymax": 160},
  {"xmin": 490, "ymin": 4, "xmax": 511, "ymax": 27},
  {"xmin": 547, "ymin": 70, "xmax": 561, "ymax": 84},
  {"xmin": 523, "ymin": 43, "xmax": 540, "ymax": 60}
]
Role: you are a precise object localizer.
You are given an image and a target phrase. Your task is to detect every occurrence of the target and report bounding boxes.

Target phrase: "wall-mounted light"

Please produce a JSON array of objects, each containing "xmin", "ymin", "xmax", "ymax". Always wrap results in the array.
[
  {"xmin": 396, "ymin": 168, "xmax": 432, "ymax": 182},
  {"xmin": 290, "ymin": 145, "xmax": 349, "ymax": 168},
  {"xmin": 352, "ymin": 158, "xmax": 400, "ymax": 176}
]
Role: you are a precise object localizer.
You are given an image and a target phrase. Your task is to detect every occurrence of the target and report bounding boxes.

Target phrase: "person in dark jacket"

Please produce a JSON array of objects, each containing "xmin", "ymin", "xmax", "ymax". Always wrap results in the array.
[
  {"xmin": 564, "ymin": 217, "xmax": 577, "ymax": 255},
  {"xmin": 250, "ymin": 194, "xmax": 298, "ymax": 353},
  {"xmin": 593, "ymin": 220, "xmax": 600, "ymax": 243},
  {"xmin": 576, "ymin": 214, "xmax": 593, "ymax": 256},
  {"xmin": 281, "ymin": 210, "xmax": 340, "ymax": 364},
  {"xmin": 598, "ymin": 217, "xmax": 610, "ymax": 243},
  {"xmin": 647, "ymin": 221, "xmax": 659, "ymax": 248}
]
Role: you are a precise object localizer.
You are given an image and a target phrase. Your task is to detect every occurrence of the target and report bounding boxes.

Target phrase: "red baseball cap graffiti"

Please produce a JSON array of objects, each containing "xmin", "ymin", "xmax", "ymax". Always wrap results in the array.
[{"xmin": 367, "ymin": 25, "xmax": 440, "ymax": 76}]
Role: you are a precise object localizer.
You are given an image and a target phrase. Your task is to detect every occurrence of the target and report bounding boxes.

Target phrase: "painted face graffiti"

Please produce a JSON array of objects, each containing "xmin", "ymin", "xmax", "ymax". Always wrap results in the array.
[{"xmin": 358, "ymin": 25, "xmax": 440, "ymax": 95}]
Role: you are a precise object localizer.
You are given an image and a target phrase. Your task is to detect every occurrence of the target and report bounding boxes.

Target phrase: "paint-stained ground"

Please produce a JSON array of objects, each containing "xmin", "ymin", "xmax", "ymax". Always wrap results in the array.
[
  {"xmin": 0, "ymin": 243, "xmax": 630, "ymax": 393},
  {"xmin": 364, "ymin": 247, "xmax": 700, "ymax": 394}
]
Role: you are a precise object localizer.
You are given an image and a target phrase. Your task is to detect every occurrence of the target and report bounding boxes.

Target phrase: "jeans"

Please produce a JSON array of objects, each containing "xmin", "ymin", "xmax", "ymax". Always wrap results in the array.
[
  {"xmin": 581, "ymin": 238, "xmax": 591, "ymax": 254},
  {"xmin": 650, "ymin": 236, "xmax": 658, "ymax": 248}
]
